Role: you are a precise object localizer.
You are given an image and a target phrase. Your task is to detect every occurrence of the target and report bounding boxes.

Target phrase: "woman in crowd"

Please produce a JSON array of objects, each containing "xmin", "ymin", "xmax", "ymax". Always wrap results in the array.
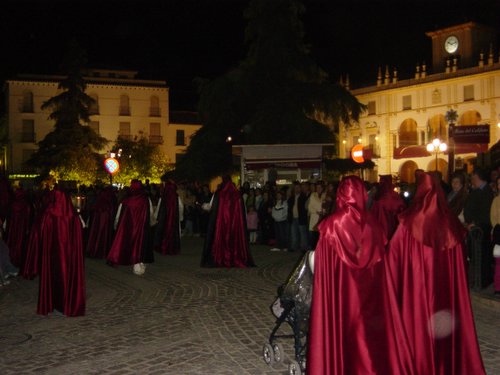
[
  {"xmin": 490, "ymin": 175, "xmax": 500, "ymax": 296},
  {"xmin": 447, "ymin": 171, "xmax": 468, "ymax": 222}
]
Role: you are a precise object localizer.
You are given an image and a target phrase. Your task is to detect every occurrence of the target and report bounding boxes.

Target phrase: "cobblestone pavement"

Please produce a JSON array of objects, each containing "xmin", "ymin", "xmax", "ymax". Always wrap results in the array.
[{"xmin": 1, "ymin": 237, "xmax": 499, "ymax": 375}]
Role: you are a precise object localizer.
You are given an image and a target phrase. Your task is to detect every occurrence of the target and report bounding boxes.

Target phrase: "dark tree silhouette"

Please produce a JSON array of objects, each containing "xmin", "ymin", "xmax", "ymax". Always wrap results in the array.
[
  {"xmin": 27, "ymin": 40, "xmax": 107, "ymax": 180},
  {"xmin": 176, "ymin": 0, "xmax": 364, "ymax": 181}
]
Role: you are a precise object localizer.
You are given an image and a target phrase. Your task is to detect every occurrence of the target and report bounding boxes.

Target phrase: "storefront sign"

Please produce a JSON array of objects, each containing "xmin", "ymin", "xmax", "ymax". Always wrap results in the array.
[{"xmin": 450, "ymin": 125, "xmax": 489, "ymax": 144}]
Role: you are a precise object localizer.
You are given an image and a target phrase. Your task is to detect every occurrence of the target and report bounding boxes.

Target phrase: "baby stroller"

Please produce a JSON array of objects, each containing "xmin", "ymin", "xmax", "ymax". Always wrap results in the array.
[{"xmin": 262, "ymin": 251, "xmax": 314, "ymax": 375}]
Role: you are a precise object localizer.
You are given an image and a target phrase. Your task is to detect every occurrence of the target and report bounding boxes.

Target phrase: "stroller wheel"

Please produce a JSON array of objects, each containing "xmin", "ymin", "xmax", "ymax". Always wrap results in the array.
[
  {"xmin": 262, "ymin": 343, "xmax": 275, "ymax": 365},
  {"xmin": 288, "ymin": 360, "xmax": 302, "ymax": 375},
  {"xmin": 272, "ymin": 343, "xmax": 285, "ymax": 363}
]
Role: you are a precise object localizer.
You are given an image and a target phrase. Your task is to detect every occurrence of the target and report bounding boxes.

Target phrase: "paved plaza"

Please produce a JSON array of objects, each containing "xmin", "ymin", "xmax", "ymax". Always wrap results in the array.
[{"xmin": 1, "ymin": 237, "xmax": 499, "ymax": 375}]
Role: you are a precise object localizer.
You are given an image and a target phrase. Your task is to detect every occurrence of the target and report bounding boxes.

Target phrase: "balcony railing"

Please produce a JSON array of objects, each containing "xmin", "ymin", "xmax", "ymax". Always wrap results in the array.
[
  {"xmin": 21, "ymin": 132, "xmax": 36, "ymax": 143},
  {"xmin": 149, "ymin": 135, "xmax": 163, "ymax": 145},
  {"xmin": 118, "ymin": 134, "xmax": 133, "ymax": 141}
]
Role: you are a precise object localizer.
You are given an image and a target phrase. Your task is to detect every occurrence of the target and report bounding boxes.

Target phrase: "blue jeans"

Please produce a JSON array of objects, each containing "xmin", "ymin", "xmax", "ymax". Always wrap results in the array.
[
  {"xmin": 274, "ymin": 221, "xmax": 288, "ymax": 249},
  {"xmin": 289, "ymin": 219, "xmax": 309, "ymax": 251}
]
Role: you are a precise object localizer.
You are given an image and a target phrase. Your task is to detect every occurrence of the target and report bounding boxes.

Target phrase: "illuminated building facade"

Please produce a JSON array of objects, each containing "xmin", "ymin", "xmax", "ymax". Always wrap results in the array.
[
  {"xmin": 341, "ymin": 22, "xmax": 500, "ymax": 183},
  {"xmin": 3, "ymin": 69, "xmax": 201, "ymax": 174}
]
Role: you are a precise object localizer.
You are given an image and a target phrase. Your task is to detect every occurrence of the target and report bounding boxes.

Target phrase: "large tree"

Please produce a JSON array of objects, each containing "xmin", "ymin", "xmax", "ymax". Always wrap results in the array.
[
  {"xmin": 176, "ymin": 0, "xmax": 364, "ymax": 181},
  {"xmin": 27, "ymin": 40, "xmax": 108, "ymax": 181}
]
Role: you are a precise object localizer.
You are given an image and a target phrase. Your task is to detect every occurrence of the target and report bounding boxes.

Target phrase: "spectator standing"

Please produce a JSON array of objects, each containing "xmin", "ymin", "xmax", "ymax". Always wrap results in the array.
[
  {"xmin": 490, "ymin": 176, "xmax": 500, "ymax": 296},
  {"xmin": 287, "ymin": 182, "xmax": 309, "ymax": 252},
  {"xmin": 258, "ymin": 190, "xmax": 274, "ymax": 245},
  {"xmin": 447, "ymin": 172, "xmax": 468, "ymax": 222},
  {"xmin": 246, "ymin": 205, "xmax": 258, "ymax": 244},
  {"xmin": 464, "ymin": 168, "xmax": 494, "ymax": 288},
  {"xmin": 271, "ymin": 190, "xmax": 288, "ymax": 251},
  {"xmin": 307, "ymin": 182, "xmax": 325, "ymax": 250}
]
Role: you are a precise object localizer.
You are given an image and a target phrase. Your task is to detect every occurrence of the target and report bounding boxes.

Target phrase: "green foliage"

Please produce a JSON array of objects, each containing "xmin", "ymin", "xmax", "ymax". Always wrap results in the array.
[
  {"xmin": 26, "ymin": 40, "xmax": 108, "ymax": 176},
  {"xmin": 109, "ymin": 135, "xmax": 172, "ymax": 185},
  {"xmin": 180, "ymin": 0, "xmax": 364, "ymax": 181}
]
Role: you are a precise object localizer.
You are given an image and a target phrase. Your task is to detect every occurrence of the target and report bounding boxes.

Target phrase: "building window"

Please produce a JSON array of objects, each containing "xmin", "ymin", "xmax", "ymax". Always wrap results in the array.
[
  {"xmin": 119, "ymin": 95, "xmax": 130, "ymax": 116},
  {"xmin": 22, "ymin": 149, "xmax": 35, "ymax": 171},
  {"xmin": 119, "ymin": 122, "xmax": 131, "ymax": 140},
  {"xmin": 150, "ymin": 96, "xmax": 160, "ymax": 117},
  {"xmin": 21, "ymin": 119, "xmax": 35, "ymax": 142},
  {"xmin": 89, "ymin": 94, "xmax": 99, "ymax": 115},
  {"xmin": 89, "ymin": 121, "xmax": 100, "ymax": 134},
  {"xmin": 398, "ymin": 119, "xmax": 418, "ymax": 147},
  {"xmin": 367, "ymin": 101, "xmax": 376, "ymax": 115},
  {"xmin": 368, "ymin": 134, "xmax": 379, "ymax": 158},
  {"xmin": 463, "ymin": 85, "xmax": 474, "ymax": 101},
  {"xmin": 402, "ymin": 95, "xmax": 412, "ymax": 110},
  {"xmin": 21, "ymin": 91, "xmax": 34, "ymax": 113},
  {"xmin": 149, "ymin": 122, "xmax": 163, "ymax": 144},
  {"xmin": 176, "ymin": 130, "xmax": 185, "ymax": 146}
]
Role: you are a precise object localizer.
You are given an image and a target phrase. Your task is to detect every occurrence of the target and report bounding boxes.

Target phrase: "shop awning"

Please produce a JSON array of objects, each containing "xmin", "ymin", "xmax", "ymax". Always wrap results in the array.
[{"xmin": 244, "ymin": 158, "xmax": 321, "ymax": 170}]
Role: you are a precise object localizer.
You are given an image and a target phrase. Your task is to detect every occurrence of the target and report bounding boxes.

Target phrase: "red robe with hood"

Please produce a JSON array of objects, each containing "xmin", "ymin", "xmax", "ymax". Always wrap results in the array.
[
  {"xmin": 86, "ymin": 186, "xmax": 117, "ymax": 258},
  {"xmin": 384, "ymin": 172, "xmax": 485, "ymax": 375},
  {"xmin": 6, "ymin": 187, "xmax": 32, "ymax": 268},
  {"xmin": 307, "ymin": 176, "xmax": 413, "ymax": 375},
  {"xmin": 201, "ymin": 178, "xmax": 254, "ymax": 267},
  {"xmin": 154, "ymin": 180, "xmax": 181, "ymax": 255},
  {"xmin": 370, "ymin": 175, "xmax": 406, "ymax": 240},
  {"xmin": 107, "ymin": 181, "xmax": 153, "ymax": 265},
  {"xmin": 37, "ymin": 189, "xmax": 86, "ymax": 317}
]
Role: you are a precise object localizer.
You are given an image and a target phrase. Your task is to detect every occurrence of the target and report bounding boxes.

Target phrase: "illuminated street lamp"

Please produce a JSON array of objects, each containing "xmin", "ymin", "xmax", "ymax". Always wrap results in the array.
[{"xmin": 426, "ymin": 138, "xmax": 447, "ymax": 171}]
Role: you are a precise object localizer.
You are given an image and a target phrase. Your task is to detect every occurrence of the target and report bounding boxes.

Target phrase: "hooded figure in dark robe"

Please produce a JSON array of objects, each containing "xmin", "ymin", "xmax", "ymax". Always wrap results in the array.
[
  {"xmin": 86, "ymin": 186, "xmax": 117, "ymax": 258},
  {"xmin": 37, "ymin": 189, "xmax": 86, "ymax": 317},
  {"xmin": 21, "ymin": 184, "xmax": 51, "ymax": 279},
  {"xmin": 154, "ymin": 180, "xmax": 182, "ymax": 255},
  {"xmin": 370, "ymin": 175, "xmax": 406, "ymax": 240},
  {"xmin": 307, "ymin": 176, "xmax": 413, "ymax": 375},
  {"xmin": 384, "ymin": 172, "xmax": 485, "ymax": 375},
  {"xmin": 6, "ymin": 185, "xmax": 32, "ymax": 268},
  {"xmin": 201, "ymin": 176, "xmax": 255, "ymax": 268},
  {"xmin": 107, "ymin": 180, "xmax": 154, "ymax": 271}
]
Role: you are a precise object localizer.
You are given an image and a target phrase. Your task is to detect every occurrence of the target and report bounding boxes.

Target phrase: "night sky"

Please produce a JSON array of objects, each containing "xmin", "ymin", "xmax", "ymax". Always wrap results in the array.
[{"xmin": 2, "ymin": 0, "xmax": 499, "ymax": 111}]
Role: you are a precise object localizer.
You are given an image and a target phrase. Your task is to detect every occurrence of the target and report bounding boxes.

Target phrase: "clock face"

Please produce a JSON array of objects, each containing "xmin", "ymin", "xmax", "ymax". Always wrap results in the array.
[{"xmin": 444, "ymin": 35, "xmax": 459, "ymax": 54}]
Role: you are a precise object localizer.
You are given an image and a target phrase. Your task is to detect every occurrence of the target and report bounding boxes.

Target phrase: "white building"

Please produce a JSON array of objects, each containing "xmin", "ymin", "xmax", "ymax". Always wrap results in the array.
[
  {"xmin": 3, "ymin": 69, "xmax": 201, "ymax": 176},
  {"xmin": 342, "ymin": 22, "xmax": 500, "ymax": 183}
]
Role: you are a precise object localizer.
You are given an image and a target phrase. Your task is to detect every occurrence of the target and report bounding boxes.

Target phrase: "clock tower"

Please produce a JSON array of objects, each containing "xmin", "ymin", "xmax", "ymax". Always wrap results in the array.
[{"xmin": 426, "ymin": 22, "xmax": 497, "ymax": 73}]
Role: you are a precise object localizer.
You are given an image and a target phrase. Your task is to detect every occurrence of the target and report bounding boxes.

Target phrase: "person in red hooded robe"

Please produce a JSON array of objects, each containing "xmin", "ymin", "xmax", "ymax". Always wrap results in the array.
[
  {"xmin": 107, "ymin": 180, "xmax": 154, "ymax": 274},
  {"xmin": 201, "ymin": 176, "xmax": 255, "ymax": 268},
  {"xmin": 307, "ymin": 175, "xmax": 413, "ymax": 375},
  {"xmin": 86, "ymin": 185, "xmax": 117, "ymax": 258},
  {"xmin": 5, "ymin": 182, "xmax": 32, "ymax": 268},
  {"xmin": 21, "ymin": 181, "xmax": 52, "ymax": 279},
  {"xmin": 384, "ymin": 172, "xmax": 485, "ymax": 375},
  {"xmin": 154, "ymin": 180, "xmax": 182, "ymax": 255},
  {"xmin": 37, "ymin": 188, "xmax": 86, "ymax": 317},
  {"xmin": 370, "ymin": 175, "xmax": 406, "ymax": 240}
]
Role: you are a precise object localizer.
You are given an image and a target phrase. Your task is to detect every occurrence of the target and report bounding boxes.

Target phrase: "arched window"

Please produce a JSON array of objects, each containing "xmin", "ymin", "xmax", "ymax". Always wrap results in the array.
[
  {"xmin": 119, "ymin": 95, "xmax": 130, "ymax": 116},
  {"xmin": 427, "ymin": 114, "xmax": 448, "ymax": 142},
  {"xmin": 398, "ymin": 119, "xmax": 418, "ymax": 147},
  {"xmin": 399, "ymin": 160, "xmax": 419, "ymax": 184},
  {"xmin": 150, "ymin": 96, "xmax": 160, "ymax": 116},
  {"xmin": 21, "ymin": 91, "xmax": 34, "ymax": 113},
  {"xmin": 89, "ymin": 93, "xmax": 99, "ymax": 115},
  {"xmin": 458, "ymin": 110, "xmax": 481, "ymax": 125}
]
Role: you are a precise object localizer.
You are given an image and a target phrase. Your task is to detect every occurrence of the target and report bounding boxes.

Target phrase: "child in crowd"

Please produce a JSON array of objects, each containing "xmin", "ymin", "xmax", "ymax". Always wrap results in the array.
[{"xmin": 246, "ymin": 205, "xmax": 259, "ymax": 244}]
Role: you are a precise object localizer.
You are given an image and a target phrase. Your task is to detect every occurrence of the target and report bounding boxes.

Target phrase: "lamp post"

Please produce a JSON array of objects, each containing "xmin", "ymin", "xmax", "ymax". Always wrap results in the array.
[{"xmin": 426, "ymin": 138, "xmax": 447, "ymax": 171}]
